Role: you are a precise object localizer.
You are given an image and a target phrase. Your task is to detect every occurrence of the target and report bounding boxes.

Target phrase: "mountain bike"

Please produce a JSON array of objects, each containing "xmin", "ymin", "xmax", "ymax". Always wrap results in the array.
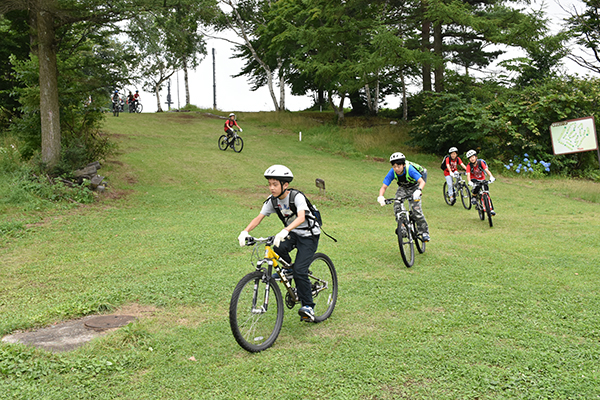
[
  {"xmin": 472, "ymin": 180, "xmax": 494, "ymax": 227},
  {"xmin": 230, "ymin": 235, "xmax": 338, "ymax": 352},
  {"xmin": 132, "ymin": 101, "xmax": 143, "ymax": 113},
  {"xmin": 218, "ymin": 129, "xmax": 244, "ymax": 153},
  {"xmin": 385, "ymin": 196, "xmax": 426, "ymax": 268},
  {"xmin": 443, "ymin": 172, "xmax": 471, "ymax": 209}
]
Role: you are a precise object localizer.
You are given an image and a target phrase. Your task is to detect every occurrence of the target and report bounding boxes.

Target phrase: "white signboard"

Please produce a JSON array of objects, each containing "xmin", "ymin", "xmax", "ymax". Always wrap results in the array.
[{"xmin": 550, "ymin": 116, "xmax": 598, "ymax": 155}]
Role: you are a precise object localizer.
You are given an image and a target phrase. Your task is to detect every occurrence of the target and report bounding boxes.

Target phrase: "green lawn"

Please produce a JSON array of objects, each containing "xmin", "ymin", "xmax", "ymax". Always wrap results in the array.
[{"xmin": 1, "ymin": 112, "xmax": 599, "ymax": 399}]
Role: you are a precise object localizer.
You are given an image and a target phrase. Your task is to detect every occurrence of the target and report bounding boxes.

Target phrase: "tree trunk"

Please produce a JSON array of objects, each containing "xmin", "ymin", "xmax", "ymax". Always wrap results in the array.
[
  {"xmin": 433, "ymin": 23, "xmax": 444, "ymax": 93},
  {"xmin": 328, "ymin": 90, "xmax": 345, "ymax": 122},
  {"xmin": 278, "ymin": 62, "xmax": 285, "ymax": 111},
  {"xmin": 183, "ymin": 57, "xmax": 190, "ymax": 106},
  {"xmin": 401, "ymin": 73, "xmax": 407, "ymax": 121},
  {"xmin": 37, "ymin": 5, "xmax": 61, "ymax": 169},
  {"xmin": 155, "ymin": 83, "xmax": 163, "ymax": 112},
  {"xmin": 421, "ymin": 1, "xmax": 432, "ymax": 92}
]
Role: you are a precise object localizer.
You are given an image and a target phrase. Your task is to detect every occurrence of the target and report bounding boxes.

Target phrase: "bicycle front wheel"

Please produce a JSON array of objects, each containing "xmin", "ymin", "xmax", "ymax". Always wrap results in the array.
[
  {"xmin": 218, "ymin": 135, "xmax": 229, "ymax": 151},
  {"xmin": 233, "ymin": 136, "xmax": 244, "ymax": 153},
  {"xmin": 230, "ymin": 271, "xmax": 284, "ymax": 353},
  {"xmin": 443, "ymin": 182, "xmax": 455, "ymax": 206},
  {"xmin": 460, "ymin": 185, "xmax": 472, "ymax": 210},
  {"xmin": 136, "ymin": 104, "xmax": 143, "ymax": 113},
  {"xmin": 397, "ymin": 219, "xmax": 414, "ymax": 267},
  {"xmin": 412, "ymin": 223, "xmax": 426, "ymax": 254},
  {"xmin": 483, "ymin": 194, "xmax": 493, "ymax": 227},
  {"xmin": 477, "ymin": 198, "xmax": 485, "ymax": 221},
  {"xmin": 308, "ymin": 253, "xmax": 338, "ymax": 322}
]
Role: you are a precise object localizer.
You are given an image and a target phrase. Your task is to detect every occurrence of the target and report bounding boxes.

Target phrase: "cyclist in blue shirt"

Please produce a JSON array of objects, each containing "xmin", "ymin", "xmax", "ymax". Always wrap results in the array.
[{"xmin": 377, "ymin": 152, "xmax": 430, "ymax": 242}]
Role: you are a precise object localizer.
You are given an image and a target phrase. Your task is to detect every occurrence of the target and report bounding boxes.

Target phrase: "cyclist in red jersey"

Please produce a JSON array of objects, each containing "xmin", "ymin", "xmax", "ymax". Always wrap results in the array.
[
  {"xmin": 444, "ymin": 146, "xmax": 467, "ymax": 202},
  {"xmin": 224, "ymin": 113, "xmax": 243, "ymax": 137},
  {"xmin": 466, "ymin": 149, "xmax": 496, "ymax": 214}
]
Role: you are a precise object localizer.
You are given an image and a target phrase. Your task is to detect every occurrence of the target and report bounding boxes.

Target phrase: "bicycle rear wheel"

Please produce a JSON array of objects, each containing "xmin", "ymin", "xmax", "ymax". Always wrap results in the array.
[
  {"xmin": 308, "ymin": 253, "xmax": 338, "ymax": 322},
  {"xmin": 230, "ymin": 271, "xmax": 284, "ymax": 353},
  {"xmin": 443, "ymin": 182, "xmax": 455, "ymax": 206},
  {"xmin": 483, "ymin": 194, "xmax": 493, "ymax": 227},
  {"xmin": 233, "ymin": 136, "xmax": 244, "ymax": 153},
  {"xmin": 397, "ymin": 219, "xmax": 414, "ymax": 267},
  {"xmin": 136, "ymin": 103, "xmax": 143, "ymax": 113},
  {"xmin": 459, "ymin": 185, "xmax": 472, "ymax": 210},
  {"xmin": 218, "ymin": 135, "xmax": 229, "ymax": 151}
]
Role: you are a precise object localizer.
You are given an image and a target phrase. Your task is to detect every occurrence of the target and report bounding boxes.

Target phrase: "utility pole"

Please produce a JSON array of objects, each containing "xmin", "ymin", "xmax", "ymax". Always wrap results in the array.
[
  {"xmin": 166, "ymin": 79, "xmax": 173, "ymax": 110},
  {"xmin": 212, "ymin": 48, "xmax": 217, "ymax": 110}
]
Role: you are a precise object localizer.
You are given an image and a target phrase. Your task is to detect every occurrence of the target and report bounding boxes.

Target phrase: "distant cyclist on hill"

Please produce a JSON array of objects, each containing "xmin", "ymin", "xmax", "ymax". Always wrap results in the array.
[
  {"xmin": 224, "ymin": 113, "xmax": 243, "ymax": 138},
  {"xmin": 377, "ymin": 152, "xmax": 430, "ymax": 242}
]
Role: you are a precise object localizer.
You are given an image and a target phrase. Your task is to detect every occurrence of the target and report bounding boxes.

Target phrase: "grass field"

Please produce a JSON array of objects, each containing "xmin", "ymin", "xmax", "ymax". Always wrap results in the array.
[{"xmin": 1, "ymin": 111, "xmax": 600, "ymax": 399}]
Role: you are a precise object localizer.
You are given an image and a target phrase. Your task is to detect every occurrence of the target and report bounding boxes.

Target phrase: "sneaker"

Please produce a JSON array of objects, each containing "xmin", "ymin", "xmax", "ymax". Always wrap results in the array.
[
  {"xmin": 298, "ymin": 305, "xmax": 315, "ymax": 322},
  {"xmin": 449, "ymin": 195, "xmax": 454, "ymax": 202},
  {"xmin": 422, "ymin": 233, "xmax": 430, "ymax": 242},
  {"xmin": 471, "ymin": 197, "xmax": 477, "ymax": 205},
  {"xmin": 272, "ymin": 268, "xmax": 293, "ymax": 281},
  {"xmin": 490, "ymin": 210, "xmax": 496, "ymax": 216}
]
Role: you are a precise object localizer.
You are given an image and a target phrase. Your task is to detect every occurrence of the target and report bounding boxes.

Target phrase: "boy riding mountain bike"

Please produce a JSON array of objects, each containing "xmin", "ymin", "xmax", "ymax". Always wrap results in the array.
[
  {"xmin": 466, "ymin": 149, "xmax": 496, "ymax": 215},
  {"xmin": 224, "ymin": 113, "xmax": 243, "ymax": 138},
  {"xmin": 443, "ymin": 147, "xmax": 468, "ymax": 202},
  {"xmin": 237, "ymin": 165, "xmax": 320, "ymax": 322},
  {"xmin": 377, "ymin": 152, "xmax": 430, "ymax": 242}
]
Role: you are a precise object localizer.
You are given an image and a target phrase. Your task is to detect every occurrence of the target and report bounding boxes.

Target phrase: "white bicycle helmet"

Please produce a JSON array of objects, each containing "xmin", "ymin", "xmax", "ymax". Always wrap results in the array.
[
  {"xmin": 448, "ymin": 147, "xmax": 458, "ymax": 154},
  {"xmin": 229, "ymin": 113, "xmax": 236, "ymax": 117},
  {"xmin": 466, "ymin": 149, "xmax": 477, "ymax": 158},
  {"xmin": 264, "ymin": 165, "xmax": 294, "ymax": 183},
  {"xmin": 389, "ymin": 152, "xmax": 406, "ymax": 164}
]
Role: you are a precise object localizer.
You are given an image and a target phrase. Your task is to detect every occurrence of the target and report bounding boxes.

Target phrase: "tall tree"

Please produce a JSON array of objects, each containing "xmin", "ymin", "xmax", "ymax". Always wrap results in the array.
[
  {"xmin": 0, "ymin": 0, "xmax": 145, "ymax": 169},
  {"xmin": 216, "ymin": 0, "xmax": 286, "ymax": 111},
  {"xmin": 566, "ymin": 0, "xmax": 600, "ymax": 74}
]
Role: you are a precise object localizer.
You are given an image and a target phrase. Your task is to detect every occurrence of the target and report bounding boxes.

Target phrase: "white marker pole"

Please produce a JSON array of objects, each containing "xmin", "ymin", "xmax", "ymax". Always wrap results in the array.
[{"xmin": 299, "ymin": 131, "xmax": 302, "ymax": 141}]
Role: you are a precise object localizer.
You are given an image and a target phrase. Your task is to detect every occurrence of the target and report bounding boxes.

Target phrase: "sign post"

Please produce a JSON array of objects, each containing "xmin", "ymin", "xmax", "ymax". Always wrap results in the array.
[{"xmin": 550, "ymin": 116, "xmax": 600, "ymax": 169}]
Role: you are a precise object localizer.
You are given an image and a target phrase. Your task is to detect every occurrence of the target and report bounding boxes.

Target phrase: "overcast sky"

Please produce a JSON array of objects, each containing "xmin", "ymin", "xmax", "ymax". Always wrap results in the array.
[{"xmin": 135, "ymin": 0, "xmax": 587, "ymax": 113}]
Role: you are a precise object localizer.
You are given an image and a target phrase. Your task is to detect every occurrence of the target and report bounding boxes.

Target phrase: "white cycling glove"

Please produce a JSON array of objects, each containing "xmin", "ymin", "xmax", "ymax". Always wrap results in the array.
[
  {"xmin": 273, "ymin": 229, "xmax": 289, "ymax": 247},
  {"xmin": 412, "ymin": 189, "xmax": 422, "ymax": 201},
  {"xmin": 489, "ymin": 177, "xmax": 495, "ymax": 183},
  {"xmin": 377, "ymin": 196, "xmax": 386, "ymax": 206},
  {"xmin": 238, "ymin": 231, "xmax": 250, "ymax": 247},
  {"xmin": 468, "ymin": 181, "xmax": 474, "ymax": 188},
  {"xmin": 454, "ymin": 172, "xmax": 460, "ymax": 178},
  {"xmin": 239, "ymin": 128, "xmax": 243, "ymax": 132}
]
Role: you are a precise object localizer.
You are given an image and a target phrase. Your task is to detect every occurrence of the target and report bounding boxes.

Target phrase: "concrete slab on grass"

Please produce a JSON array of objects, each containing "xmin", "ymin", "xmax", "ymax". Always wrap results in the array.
[{"xmin": 2, "ymin": 315, "xmax": 136, "ymax": 353}]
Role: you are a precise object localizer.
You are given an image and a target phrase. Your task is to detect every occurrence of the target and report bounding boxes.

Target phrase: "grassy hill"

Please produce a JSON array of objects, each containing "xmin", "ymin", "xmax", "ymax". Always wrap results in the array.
[{"xmin": 1, "ymin": 112, "xmax": 599, "ymax": 399}]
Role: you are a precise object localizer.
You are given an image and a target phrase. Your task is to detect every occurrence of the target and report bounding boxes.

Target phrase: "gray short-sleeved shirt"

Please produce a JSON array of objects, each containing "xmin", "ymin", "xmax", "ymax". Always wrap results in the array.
[{"xmin": 260, "ymin": 192, "xmax": 321, "ymax": 237}]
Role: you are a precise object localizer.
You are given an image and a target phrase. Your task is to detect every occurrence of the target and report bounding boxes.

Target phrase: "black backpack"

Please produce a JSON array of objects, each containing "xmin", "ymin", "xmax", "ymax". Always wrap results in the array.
[
  {"xmin": 440, "ymin": 155, "xmax": 450, "ymax": 171},
  {"xmin": 268, "ymin": 189, "xmax": 337, "ymax": 242}
]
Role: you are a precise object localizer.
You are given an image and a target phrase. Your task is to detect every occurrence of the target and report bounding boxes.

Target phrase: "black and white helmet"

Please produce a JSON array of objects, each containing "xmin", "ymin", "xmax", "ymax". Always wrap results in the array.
[
  {"xmin": 229, "ymin": 113, "xmax": 235, "ymax": 117},
  {"xmin": 448, "ymin": 147, "xmax": 458, "ymax": 154},
  {"xmin": 389, "ymin": 152, "xmax": 406, "ymax": 165},
  {"xmin": 264, "ymin": 165, "xmax": 294, "ymax": 183},
  {"xmin": 466, "ymin": 149, "xmax": 477, "ymax": 158}
]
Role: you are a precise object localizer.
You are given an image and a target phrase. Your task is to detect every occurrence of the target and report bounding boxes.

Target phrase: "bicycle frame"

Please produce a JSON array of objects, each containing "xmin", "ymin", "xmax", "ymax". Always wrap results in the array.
[{"xmin": 250, "ymin": 237, "xmax": 297, "ymax": 304}]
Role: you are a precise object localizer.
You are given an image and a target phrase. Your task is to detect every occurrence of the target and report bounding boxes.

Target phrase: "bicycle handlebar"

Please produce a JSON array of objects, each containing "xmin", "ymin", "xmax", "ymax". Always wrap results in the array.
[
  {"xmin": 244, "ymin": 236, "xmax": 274, "ymax": 246},
  {"xmin": 384, "ymin": 196, "xmax": 413, "ymax": 205}
]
